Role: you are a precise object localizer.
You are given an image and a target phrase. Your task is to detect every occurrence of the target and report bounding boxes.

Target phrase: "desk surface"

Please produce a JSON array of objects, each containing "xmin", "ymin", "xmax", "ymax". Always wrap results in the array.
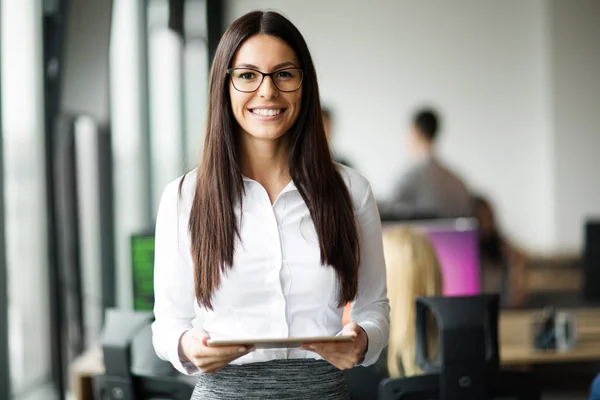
[{"xmin": 500, "ymin": 308, "xmax": 600, "ymax": 365}]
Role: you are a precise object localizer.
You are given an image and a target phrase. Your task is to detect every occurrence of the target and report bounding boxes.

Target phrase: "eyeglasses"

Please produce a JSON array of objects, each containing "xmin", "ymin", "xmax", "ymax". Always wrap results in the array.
[{"xmin": 226, "ymin": 67, "xmax": 304, "ymax": 93}]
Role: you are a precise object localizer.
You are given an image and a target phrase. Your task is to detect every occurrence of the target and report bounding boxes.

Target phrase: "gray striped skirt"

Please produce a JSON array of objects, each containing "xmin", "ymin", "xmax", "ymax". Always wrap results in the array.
[{"xmin": 190, "ymin": 359, "xmax": 350, "ymax": 399}]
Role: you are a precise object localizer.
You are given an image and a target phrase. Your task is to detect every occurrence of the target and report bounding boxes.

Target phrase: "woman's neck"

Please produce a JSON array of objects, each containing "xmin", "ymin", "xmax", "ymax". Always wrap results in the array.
[{"xmin": 238, "ymin": 134, "xmax": 291, "ymax": 202}]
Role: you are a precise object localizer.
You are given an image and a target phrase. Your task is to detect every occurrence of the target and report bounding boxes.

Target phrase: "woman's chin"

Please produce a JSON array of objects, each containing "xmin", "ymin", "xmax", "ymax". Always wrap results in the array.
[{"xmin": 243, "ymin": 128, "xmax": 288, "ymax": 142}]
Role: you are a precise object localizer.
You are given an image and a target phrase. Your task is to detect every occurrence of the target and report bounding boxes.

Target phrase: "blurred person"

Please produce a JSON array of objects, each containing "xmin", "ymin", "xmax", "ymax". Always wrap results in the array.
[
  {"xmin": 389, "ymin": 108, "xmax": 472, "ymax": 218},
  {"xmin": 382, "ymin": 227, "xmax": 442, "ymax": 377},
  {"xmin": 475, "ymin": 195, "xmax": 528, "ymax": 308},
  {"xmin": 322, "ymin": 106, "xmax": 354, "ymax": 168},
  {"xmin": 345, "ymin": 227, "xmax": 442, "ymax": 399},
  {"xmin": 151, "ymin": 10, "xmax": 389, "ymax": 399}
]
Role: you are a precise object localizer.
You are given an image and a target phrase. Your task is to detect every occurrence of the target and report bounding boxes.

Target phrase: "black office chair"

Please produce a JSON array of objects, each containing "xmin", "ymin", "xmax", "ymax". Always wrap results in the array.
[
  {"xmin": 379, "ymin": 294, "xmax": 541, "ymax": 400},
  {"xmin": 92, "ymin": 309, "xmax": 195, "ymax": 400}
]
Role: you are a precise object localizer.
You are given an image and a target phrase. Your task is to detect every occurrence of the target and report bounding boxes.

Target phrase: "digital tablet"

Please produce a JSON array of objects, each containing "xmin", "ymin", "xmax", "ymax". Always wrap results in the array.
[{"xmin": 207, "ymin": 335, "xmax": 354, "ymax": 349}]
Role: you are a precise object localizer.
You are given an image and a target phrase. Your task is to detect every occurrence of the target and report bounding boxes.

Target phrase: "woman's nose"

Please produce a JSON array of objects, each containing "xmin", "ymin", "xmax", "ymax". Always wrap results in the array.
[{"xmin": 257, "ymin": 76, "xmax": 280, "ymax": 99}]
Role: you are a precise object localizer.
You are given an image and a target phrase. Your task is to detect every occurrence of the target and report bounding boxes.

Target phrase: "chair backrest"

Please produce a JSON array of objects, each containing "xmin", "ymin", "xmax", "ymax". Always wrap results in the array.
[
  {"xmin": 417, "ymin": 294, "xmax": 499, "ymax": 400},
  {"xmin": 415, "ymin": 294, "xmax": 499, "ymax": 373},
  {"xmin": 380, "ymin": 294, "xmax": 540, "ymax": 400}
]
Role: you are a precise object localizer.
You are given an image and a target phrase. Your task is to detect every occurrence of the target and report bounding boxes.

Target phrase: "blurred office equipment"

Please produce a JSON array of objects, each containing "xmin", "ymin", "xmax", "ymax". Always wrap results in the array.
[
  {"xmin": 383, "ymin": 218, "xmax": 481, "ymax": 296},
  {"xmin": 379, "ymin": 294, "xmax": 541, "ymax": 400},
  {"xmin": 92, "ymin": 309, "xmax": 194, "ymax": 400},
  {"xmin": 531, "ymin": 307, "xmax": 576, "ymax": 352},
  {"xmin": 500, "ymin": 307, "xmax": 600, "ymax": 367},
  {"xmin": 131, "ymin": 232, "xmax": 156, "ymax": 312},
  {"xmin": 583, "ymin": 220, "xmax": 600, "ymax": 301}
]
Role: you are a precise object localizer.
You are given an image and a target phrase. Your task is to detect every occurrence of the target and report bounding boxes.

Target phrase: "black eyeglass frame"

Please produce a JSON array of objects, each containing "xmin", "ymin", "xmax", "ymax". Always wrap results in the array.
[{"xmin": 226, "ymin": 67, "xmax": 305, "ymax": 93}]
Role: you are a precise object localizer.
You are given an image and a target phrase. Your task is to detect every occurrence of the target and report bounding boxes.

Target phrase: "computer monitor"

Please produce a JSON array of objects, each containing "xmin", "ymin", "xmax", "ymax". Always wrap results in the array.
[
  {"xmin": 131, "ymin": 233, "xmax": 156, "ymax": 311},
  {"xmin": 383, "ymin": 218, "xmax": 481, "ymax": 296}
]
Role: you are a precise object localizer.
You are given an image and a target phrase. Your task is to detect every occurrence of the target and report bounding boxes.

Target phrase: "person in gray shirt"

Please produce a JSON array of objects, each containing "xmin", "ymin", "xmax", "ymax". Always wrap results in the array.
[{"xmin": 389, "ymin": 108, "xmax": 473, "ymax": 218}]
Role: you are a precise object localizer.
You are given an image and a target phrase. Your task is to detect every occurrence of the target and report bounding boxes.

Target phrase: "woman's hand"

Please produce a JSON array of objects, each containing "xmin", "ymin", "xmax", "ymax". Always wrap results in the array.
[
  {"xmin": 179, "ymin": 328, "xmax": 253, "ymax": 374},
  {"xmin": 301, "ymin": 322, "xmax": 368, "ymax": 370}
]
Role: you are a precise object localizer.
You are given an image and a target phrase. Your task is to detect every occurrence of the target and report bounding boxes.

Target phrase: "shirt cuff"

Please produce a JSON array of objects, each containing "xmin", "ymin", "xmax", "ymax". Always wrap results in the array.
[
  {"xmin": 168, "ymin": 328, "xmax": 202, "ymax": 375},
  {"xmin": 355, "ymin": 321, "xmax": 384, "ymax": 366}
]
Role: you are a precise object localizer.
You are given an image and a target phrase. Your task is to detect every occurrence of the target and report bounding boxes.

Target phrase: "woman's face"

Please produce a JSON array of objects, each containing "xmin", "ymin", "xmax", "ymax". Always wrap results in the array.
[{"xmin": 228, "ymin": 34, "xmax": 303, "ymax": 143}]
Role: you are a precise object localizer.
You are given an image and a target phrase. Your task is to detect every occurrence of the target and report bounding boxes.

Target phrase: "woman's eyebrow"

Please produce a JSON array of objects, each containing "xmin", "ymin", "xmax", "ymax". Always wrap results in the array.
[
  {"xmin": 234, "ymin": 61, "xmax": 297, "ymax": 70},
  {"xmin": 272, "ymin": 61, "xmax": 297, "ymax": 69}
]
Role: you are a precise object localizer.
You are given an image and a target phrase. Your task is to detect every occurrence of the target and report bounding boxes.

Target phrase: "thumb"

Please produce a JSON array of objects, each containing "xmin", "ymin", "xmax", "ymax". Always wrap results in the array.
[
  {"xmin": 341, "ymin": 322, "xmax": 359, "ymax": 337},
  {"xmin": 201, "ymin": 336, "xmax": 210, "ymax": 347}
]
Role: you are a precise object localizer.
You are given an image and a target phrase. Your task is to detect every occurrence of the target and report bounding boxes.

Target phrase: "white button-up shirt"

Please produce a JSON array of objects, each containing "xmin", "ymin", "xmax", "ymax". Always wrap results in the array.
[{"xmin": 152, "ymin": 165, "xmax": 389, "ymax": 375}]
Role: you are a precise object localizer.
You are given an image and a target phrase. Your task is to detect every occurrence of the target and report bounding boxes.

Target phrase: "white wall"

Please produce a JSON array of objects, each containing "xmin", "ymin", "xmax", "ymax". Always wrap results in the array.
[
  {"xmin": 551, "ymin": 0, "xmax": 600, "ymax": 252},
  {"xmin": 224, "ymin": 0, "xmax": 600, "ymax": 253}
]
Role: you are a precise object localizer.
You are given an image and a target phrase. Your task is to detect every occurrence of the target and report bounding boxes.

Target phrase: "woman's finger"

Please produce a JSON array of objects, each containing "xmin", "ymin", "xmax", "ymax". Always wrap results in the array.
[
  {"xmin": 300, "ymin": 336, "xmax": 363, "ymax": 369},
  {"xmin": 304, "ymin": 342, "xmax": 360, "ymax": 357},
  {"xmin": 302, "ymin": 347, "xmax": 356, "ymax": 370},
  {"xmin": 302, "ymin": 342, "xmax": 343, "ymax": 353},
  {"xmin": 195, "ymin": 337, "xmax": 252, "ymax": 358},
  {"xmin": 192, "ymin": 346, "xmax": 254, "ymax": 372}
]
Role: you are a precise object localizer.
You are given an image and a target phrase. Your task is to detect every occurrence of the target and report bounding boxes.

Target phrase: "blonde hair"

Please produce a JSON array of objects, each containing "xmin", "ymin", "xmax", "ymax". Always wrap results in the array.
[{"xmin": 383, "ymin": 227, "xmax": 443, "ymax": 377}]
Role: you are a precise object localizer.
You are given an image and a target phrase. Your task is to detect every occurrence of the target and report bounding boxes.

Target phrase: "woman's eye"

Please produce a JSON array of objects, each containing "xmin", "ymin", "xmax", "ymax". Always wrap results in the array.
[
  {"xmin": 275, "ymin": 70, "xmax": 293, "ymax": 79},
  {"xmin": 238, "ymin": 71, "xmax": 257, "ymax": 80}
]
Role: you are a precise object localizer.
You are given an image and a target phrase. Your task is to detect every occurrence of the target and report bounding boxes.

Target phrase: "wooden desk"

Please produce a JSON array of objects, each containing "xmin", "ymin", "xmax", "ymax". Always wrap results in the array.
[
  {"xmin": 526, "ymin": 268, "xmax": 581, "ymax": 293},
  {"xmin": 500, "ymin": 308, "xmax": 600, "ymax": 366}
]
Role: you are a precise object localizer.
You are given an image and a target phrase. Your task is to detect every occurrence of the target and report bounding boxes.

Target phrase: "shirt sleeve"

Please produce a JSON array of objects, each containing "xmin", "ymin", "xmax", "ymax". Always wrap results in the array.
[
  {"xmin": 151, "ymin": 179, "xmax": 206, "ymax": 375},
  {"xmin": 351, "ymin": 184, "xmax": 390, "ymax": 366}
]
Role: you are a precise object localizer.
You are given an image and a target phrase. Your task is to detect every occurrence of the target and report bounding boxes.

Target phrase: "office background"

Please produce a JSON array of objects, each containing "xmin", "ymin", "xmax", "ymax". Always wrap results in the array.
[
  {"xmin": 0, "ymin": 0, "xmax": 599, "ymax": 399},
  {"xmin": 226, "ymin": 0, "xmax": 600, "ymax": 254}
]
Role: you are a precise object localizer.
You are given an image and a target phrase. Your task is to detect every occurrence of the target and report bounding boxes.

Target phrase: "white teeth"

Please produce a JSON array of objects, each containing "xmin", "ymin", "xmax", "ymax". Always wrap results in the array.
[{"xmin": 251, "ymin": 108, "xmax": 281, "ymax": 116}]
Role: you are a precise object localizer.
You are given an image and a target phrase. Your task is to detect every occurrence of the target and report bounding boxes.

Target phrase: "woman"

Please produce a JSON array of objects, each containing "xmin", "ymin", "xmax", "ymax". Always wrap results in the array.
[
  {"xmin": 475, "ymin": 195, "xmax": 528, "ymax": 308},
  {"xmin": 382, "ymin": 227, "xmax": 443, "ymax": 377},
  {"xmin": 151, "ymin": 10, "xmax": 389, "ymax": 400}
]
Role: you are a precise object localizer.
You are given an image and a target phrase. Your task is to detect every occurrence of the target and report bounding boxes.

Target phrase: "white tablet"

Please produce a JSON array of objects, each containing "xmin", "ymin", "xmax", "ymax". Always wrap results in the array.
[{"xmin": 206, "ymin": 335, "xmax": 354, "ymax": 349}]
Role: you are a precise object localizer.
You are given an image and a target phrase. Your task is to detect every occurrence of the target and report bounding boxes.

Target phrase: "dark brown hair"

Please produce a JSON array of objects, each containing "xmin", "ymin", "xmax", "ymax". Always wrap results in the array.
[
  {"xmin": 413, "ymin": 108, "xmax": 439, "ymax": 141},
  {"xmin": 182, "ymin": 10, "xmax": 359, "ymax": 309}
]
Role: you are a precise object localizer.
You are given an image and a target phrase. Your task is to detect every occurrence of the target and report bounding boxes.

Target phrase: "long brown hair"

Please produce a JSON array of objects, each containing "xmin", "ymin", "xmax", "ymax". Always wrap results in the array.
[{"xmin": 181, "ymin": 11, "xmax": 359, "ymax": 309}]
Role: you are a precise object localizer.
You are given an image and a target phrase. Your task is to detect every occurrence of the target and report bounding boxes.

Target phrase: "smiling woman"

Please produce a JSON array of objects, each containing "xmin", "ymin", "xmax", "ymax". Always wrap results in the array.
[{"xmin": 151, "ymin": 10, "xmax": 390, "ymax": 400}]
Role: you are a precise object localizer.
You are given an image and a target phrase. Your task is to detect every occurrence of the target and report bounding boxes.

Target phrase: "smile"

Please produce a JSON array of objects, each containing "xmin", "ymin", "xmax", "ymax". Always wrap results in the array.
[{"xmin": 249, "ymin": 108, "xmax": 284, "ymax": 116}]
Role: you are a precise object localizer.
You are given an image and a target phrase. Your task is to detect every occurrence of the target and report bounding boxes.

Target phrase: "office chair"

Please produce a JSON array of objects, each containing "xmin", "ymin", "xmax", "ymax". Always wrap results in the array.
[
  {"xmin": 379, "ymin": 295, "xmax": 541, "ymax": 400},
  {"xmin": 92, "ymin": 309, "xmax": 195, "ymax": 400}
]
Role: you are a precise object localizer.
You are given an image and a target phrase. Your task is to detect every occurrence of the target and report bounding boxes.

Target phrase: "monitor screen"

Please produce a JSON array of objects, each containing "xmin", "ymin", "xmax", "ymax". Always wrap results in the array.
[
  {"xmin": 383, "ymin": 218, "xmax": 481, "ymax": 296},
  {"xmin": 131, "ymin": 233, "xmax": 156, "ymax": 311}
]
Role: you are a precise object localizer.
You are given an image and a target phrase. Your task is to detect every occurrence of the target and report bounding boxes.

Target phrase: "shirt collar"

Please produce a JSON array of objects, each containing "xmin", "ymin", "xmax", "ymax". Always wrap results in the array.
[{"xmin": 242, "ymin": 175, "xmax": 298, "ymax": 195}]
